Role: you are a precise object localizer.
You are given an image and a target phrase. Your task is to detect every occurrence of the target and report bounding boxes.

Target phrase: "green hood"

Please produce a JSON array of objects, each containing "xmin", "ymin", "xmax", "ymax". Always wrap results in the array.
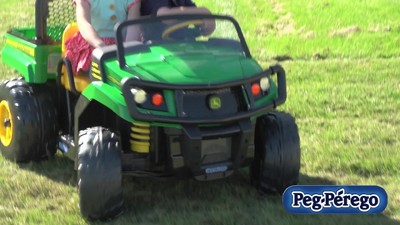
[{"xmin": 125, "ymin": 45, "xmax": 262, "ymax": 85}]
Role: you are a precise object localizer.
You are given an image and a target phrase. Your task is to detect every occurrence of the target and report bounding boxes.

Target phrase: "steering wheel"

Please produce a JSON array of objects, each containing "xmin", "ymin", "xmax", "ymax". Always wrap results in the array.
[{"xmin": 161, "ymin": 19, "xmax": 205, "ymax": 40}]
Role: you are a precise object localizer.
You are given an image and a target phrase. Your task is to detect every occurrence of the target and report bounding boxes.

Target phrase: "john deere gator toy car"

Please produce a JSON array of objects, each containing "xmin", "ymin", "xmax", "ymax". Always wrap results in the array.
[{"xmin": 0, "ymin": 0, "xmax": 300, "ymax": 220}]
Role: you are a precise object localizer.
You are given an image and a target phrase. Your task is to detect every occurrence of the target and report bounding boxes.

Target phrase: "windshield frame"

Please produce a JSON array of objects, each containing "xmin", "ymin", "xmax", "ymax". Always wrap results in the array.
[{"xmin": 114, "ymin": 14, "xmax": 251, "ymax": 69}]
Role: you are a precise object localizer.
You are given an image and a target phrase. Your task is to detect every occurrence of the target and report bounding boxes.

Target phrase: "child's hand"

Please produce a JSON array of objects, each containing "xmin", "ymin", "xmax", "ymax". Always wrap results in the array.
[{"xmin": 201, "ymin": 19, "xmax": 215, "ymax": 36}]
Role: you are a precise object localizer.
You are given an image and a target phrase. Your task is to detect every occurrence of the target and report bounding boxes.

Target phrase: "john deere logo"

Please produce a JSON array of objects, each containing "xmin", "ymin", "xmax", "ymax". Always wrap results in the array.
[{"xmin": 209, "ymin": 95, "xmax": 221, "ymax": 110}]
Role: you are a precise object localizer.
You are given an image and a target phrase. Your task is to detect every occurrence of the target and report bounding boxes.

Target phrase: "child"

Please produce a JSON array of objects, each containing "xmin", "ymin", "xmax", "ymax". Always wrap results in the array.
[
  {"xmin": 141, "ymin": 0, "xmax": 215, "ymax": 36},
  {"xmin": 65, "ymin": 0, "xmax": 141, "ymax": 73},
  {"xmin": 141, "ymin": 0, "xmax": 195, "ymax": 16}
]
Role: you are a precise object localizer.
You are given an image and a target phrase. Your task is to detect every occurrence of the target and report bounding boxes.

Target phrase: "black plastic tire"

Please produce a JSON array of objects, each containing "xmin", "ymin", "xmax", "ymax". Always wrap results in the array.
[
  {"xmin": 250, "ymin": 111, "xmax": 300, "ymax": 194},
  {"xmin": 78, "ymin": 127, "xmax": 124, "ymax": 220},
  {"xmin": 0, "ymin": 78, "xmax": 58, "ymax": 162},
  {"xmin": 33, "ymin": 83, "xmax": 59, "ymax": 158}
]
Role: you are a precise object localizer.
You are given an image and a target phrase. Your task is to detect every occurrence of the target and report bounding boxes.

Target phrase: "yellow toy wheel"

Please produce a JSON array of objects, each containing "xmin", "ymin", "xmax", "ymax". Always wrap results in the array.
[{"xmin": 0, "ymin": 100, "xmax": 13, "ymax": 147}]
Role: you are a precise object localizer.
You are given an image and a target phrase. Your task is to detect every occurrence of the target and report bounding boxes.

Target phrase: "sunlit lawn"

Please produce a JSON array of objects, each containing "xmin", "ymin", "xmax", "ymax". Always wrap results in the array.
[{"xmin": 0, "ymin": 0, "xmax": 399, "ymax": 224}]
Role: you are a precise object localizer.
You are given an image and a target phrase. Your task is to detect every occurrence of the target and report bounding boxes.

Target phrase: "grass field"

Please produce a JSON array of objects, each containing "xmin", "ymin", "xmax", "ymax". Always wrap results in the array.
[{"xmin": 0, "ymin": 0, "xmax": 400, "ymax": 224}]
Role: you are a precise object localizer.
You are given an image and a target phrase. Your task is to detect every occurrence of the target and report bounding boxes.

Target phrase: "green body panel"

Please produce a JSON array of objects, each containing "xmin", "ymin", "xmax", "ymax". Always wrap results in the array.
[
  {"xmin": 1, "ymin": 29, "xmax": 61, "ymax": 83},
  {"xmin": 105, "ymin": 43, "xmax": 263, "ymax": 85},
  {"xmin": 82, "ymin": 82, "xmax": 183, "ymax": 128},
  {"xmin": 2, "ymin": 40, "xmax": 36, "ymax": 79},
  {"xmin": 97, "ymin": 42, "xmax": 276, "ymax": 125},
  {"xmin": 81, "ymin": 82, "xmax": 132, "ymax": 122}
]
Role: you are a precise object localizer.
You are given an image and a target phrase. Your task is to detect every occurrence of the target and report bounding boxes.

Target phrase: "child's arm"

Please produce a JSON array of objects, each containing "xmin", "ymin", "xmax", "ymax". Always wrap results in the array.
[
  {"xmin": 75, "ymin": 0, "xmax": 105, "ymax": 48},
  {"xmin": 125, "ymin": 1, "xmax": 142, "ymax": 42},
  {"xmin": 156, "ymin": 6, "xmax": 211, "ymax": 16}
]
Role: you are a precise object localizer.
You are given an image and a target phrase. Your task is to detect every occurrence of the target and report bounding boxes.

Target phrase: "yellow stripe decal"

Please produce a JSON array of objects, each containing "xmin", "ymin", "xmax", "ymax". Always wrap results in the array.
[
  {"xmin": 91, "ymin": 72, "xmax": 102, "ymax": 80},
  {"xmin": 91, "ymin": 62, "xmax": 99, "ymax": 69},
  {"xmin": 92, "ymin": 67, "xmax": 101, "ymax": 75},
  {"xmin": 6, "ymin": 39, "xmax": 35, "ymax": 57}
]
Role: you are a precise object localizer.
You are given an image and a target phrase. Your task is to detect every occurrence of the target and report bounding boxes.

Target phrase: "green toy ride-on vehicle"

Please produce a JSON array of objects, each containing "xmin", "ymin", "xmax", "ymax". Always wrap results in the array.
[{"xmin": 0, "ymin": 0, "xmax": 300, "ymax": 220}]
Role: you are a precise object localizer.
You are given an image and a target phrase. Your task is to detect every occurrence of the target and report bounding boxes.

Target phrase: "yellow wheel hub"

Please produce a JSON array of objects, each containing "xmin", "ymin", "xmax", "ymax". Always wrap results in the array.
[{"xmin": 0, "ymin": 100, "xmax": 13, "ymax": 146}]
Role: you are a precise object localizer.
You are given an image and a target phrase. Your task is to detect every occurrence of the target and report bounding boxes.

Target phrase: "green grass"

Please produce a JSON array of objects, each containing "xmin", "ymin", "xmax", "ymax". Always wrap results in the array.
[
  {"xmin": 200, "ymin": 0, "xmax": 400, "ymax": 60},
  {"xmin": 1, "ymin": 0, "xmax": 400, "ymax": 224}
]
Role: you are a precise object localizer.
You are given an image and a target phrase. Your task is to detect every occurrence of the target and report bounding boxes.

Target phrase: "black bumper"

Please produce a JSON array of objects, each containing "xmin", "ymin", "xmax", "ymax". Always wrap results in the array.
[{"xmin": 164, "ymin": 119, "xmax": 255, "ymax": 180}]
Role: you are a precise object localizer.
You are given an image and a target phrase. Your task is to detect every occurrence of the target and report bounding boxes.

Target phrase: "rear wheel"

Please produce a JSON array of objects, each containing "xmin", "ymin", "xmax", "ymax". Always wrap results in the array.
[
  {"xmin": 78, "ymin": 127, "xmax": 124, "ymax": 220},
  {"xmin": 0, "ymin": 78, "xmax": 58, "ymax": 162},
  {"xmin": 34, "ymin": 83, "xmax": 59, "ymax": 158},
  {"xmin": 250, "ymin": 111, "xmax": 300, "ymax": 194}
]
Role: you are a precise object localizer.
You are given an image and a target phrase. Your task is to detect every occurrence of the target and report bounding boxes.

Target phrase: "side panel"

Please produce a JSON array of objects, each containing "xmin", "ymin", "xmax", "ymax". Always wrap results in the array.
[
  {"xmin": 1, "ymin": 34, "xmax": 36, "ymax": 80},
  {"xmin": 1, "ymin": 32, "xmax": 61, "ymax": 83}
]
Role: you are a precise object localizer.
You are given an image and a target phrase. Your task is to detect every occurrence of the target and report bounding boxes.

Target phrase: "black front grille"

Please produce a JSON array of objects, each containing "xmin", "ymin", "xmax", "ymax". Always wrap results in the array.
[
  {"xmin": 201, "ymin": 137, "xmax": 232, "ymax": 164},
  {"xmin": 184, "ymin": 87, "xmax": 231, "ymax": 95},
  {"xmin": 180, "ymin": 86, "xmax": 247, "ymax": 118}
]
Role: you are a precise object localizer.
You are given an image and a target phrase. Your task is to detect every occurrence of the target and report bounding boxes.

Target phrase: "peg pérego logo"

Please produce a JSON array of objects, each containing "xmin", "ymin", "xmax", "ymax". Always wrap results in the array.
[{"xmin": 282, "ymin": 185, "xmax": 388, "ymax": 214}]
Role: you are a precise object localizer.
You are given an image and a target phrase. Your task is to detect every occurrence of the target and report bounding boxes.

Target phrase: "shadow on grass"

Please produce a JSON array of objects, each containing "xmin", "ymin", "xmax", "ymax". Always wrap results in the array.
[
  {"xmin": 16, "ymin": 157, "xmax": 399, "ymax": 225},
  {"xmin": 16, "ymin": 153, "xmax": 77, "ymax": 187}
]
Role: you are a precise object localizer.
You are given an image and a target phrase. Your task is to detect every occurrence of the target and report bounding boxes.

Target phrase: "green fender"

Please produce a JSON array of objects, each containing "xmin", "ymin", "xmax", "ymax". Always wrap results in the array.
[{"xmin": 81, "ymin": 81, "xmax": 133, "ymax": 122}]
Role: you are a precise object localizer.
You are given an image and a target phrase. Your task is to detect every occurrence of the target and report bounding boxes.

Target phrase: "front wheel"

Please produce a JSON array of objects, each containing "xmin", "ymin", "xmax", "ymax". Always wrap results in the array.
[
  {"xmin": 78, "ymin": 127, "xmax": 124, "ymax": 220},
  {"xmin": 250, "ymin": 111, "xmax": 300, "ymax": 194}
]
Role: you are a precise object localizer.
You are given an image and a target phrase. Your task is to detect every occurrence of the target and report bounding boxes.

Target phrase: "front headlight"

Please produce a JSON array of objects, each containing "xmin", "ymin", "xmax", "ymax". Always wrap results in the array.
[
  {"xmin": 260, "ymin": 77, "xmax": 270, "ymax": 92},
  {"xmin": 131, "ymin": 88, "xmax": 147, "ymax": 104}
]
